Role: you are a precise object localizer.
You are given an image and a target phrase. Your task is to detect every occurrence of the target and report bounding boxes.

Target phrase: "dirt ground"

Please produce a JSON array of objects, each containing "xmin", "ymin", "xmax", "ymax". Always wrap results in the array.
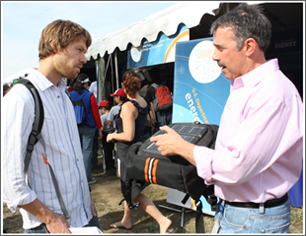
[{"xmin": 2, "ymin": 157, "xmax": 303, "ymax": 234}]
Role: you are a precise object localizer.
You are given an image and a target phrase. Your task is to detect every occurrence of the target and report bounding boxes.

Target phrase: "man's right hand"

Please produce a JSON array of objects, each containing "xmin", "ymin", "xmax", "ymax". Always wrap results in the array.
[
  {"xmin": 45, "ymin": 212, "xmax": 71, "ymax": 233},
  {"xmin": 20, "ymin": 198, "xmax": 71, "ymax": 233}
]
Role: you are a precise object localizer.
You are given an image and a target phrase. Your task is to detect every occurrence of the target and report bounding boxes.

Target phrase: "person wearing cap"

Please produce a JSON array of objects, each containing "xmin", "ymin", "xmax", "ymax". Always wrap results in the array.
[
  {"xmin": 108, "ymin": 89, "xmax": 127, "ymax": 129},
  {"xmin": 70, "ymin": 73, "xmax": 103, "ymax": 185},
  {"xmin": 99, "ymin": 100, "xmax": 116, "ymax": 174},
  {"xmin": 107, "ymin": 89, "xmax": 127, "ymax": 177}
]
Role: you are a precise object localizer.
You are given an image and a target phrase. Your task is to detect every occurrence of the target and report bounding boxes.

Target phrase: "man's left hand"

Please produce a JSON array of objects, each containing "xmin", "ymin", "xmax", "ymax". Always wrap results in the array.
[
  {"xmin": 91, "ymin": 200, "xmax": 97, "ymax": 217},
  {"xmin": 98, "ymin": 129, "xmax": 103, "ymax": 141}
]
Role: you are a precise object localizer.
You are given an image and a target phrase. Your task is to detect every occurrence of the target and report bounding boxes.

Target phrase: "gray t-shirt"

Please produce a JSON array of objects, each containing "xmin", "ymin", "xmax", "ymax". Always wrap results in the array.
[
  {"xmin": 100, "ymin": 113, "xmax": 115, "ymax": 134},
  {"xmin": 108, "ymin": 105, "xmax": 120, "ymax": 128}
]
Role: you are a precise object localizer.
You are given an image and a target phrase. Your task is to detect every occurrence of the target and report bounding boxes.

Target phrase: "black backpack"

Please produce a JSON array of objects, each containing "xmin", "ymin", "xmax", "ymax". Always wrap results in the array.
[
  {"xmin": 17, "ymin": 79, "xmax": 70, "ymax": 219},
  {"xmin": 125, "ymin": 122, "xmax": 219, "ymax": 233}
]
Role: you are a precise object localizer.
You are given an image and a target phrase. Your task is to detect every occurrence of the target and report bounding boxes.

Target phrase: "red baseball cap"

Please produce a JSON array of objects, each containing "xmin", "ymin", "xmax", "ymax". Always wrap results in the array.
[
  {"xmin": 99, "ymin": 100, "xmax": 110, "ymax": 108},
  {"xmin": 110, "ymin": 89, "xmax": 126, "ymax": 98}
]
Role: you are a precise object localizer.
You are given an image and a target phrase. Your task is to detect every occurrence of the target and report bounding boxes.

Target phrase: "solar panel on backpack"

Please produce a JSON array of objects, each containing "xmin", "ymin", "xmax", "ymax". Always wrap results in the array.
[{"xmin": 137, "ymin": 123, "xmax": 212, "ymax": 162}]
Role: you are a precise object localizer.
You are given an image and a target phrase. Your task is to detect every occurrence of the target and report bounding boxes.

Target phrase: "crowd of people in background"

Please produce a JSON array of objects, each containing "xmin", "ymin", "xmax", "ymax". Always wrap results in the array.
[{"xmin": 81, "ymin": 66, "xmax": 172, "ymax": 178}]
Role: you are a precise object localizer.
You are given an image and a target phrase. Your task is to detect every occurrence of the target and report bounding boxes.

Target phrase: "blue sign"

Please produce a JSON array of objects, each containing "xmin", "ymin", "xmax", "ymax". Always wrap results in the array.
[
  {"xmin": 173, "ymin": 37, "xmax": 230, "ymax": 125},
  {"xmin": 127, "ymin": 23, "xmax": 189, "ymax": 69}
]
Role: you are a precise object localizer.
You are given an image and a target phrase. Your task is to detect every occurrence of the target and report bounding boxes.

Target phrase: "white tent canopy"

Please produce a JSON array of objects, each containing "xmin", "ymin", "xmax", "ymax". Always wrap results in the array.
[
  {"xmin": 85, "ymin": 1, "xmax": 223, "ymax": 60},
  {"xmin": 85, "ymin": 1, "xmax": 267, "ymax": 60}
]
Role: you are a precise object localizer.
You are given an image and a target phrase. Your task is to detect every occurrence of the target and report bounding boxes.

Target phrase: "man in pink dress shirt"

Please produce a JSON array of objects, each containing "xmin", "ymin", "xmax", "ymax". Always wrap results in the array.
[{"xmin": 151, "ymin": 3, "xmax": 303, "ymax": 234}]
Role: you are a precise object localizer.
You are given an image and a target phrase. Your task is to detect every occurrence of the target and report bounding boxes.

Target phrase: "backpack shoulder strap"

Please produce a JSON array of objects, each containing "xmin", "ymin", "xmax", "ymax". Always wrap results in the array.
[
  {"xmin": 17, "ymin": 79, "xmax": 44, "ymax": 174},
  {"xmin": 81, "ymin": 90, "xmax": 90, "ymax": 117},
  {"xmin": 71, "ymin": 90, "xmax": 89, "ymax": 111},
  {"xmin": 82, "ymin": 90, "xmax": 90, "ymax": 98},
  {"xmin": 17, "ymin": 79, "xmax": 70, "ymax": 220}
]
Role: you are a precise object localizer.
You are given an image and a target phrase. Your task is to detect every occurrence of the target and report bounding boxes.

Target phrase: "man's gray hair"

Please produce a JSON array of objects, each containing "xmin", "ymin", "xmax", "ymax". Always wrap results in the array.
[{"xmin": 210, "ymin": 3, "xmax": 272, "ymax": 53}]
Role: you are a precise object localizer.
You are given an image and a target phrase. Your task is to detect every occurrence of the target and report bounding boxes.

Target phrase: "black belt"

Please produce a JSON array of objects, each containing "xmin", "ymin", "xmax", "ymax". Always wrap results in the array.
[{"xmin": 224, "ymin": 193, "xmax": 288, "ymax": 208}]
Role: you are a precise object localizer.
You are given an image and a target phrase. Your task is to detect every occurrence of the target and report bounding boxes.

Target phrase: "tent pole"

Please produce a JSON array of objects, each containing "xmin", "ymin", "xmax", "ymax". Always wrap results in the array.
[
  {"xmin": 95, "ymin": 59, "xmax": 100, "ymax": 104},
  {"xmin": 110, "ymin": 55, "xmax": 114, "ymax": 93},
  {"xmin": 114, "ymin": 50, "xmax": 120, "ymax": 90},
  {"xmin": 104, "ymin": 54, "xmax": 111, "ymax": 79}
]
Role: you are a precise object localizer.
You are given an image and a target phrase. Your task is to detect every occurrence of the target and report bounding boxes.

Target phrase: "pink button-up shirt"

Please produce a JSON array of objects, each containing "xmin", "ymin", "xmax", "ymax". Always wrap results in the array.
[{"xmin": 194, "ymin": 59, "xmax": 304, "ymax": 203}]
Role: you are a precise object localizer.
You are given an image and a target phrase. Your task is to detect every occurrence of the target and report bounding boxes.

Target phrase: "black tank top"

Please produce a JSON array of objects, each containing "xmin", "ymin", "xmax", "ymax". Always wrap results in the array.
[{"xmin": 114, "ymin": 98, "xmax": 150, "ymax": 142}]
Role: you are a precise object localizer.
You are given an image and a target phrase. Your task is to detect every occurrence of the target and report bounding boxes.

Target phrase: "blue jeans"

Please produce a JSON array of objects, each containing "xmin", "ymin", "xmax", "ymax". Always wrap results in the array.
[
  {"xmin": 91, "ymin": 128, "xmax": 99, "ymax": 170},
  {"xmin": 91, "ymin": 144, "xmax": 99, "ymax": 169},
  {"xmin": 78, "ymin": 124, "xmax": 96, "ymax": 182},
  {"xmin": 215, "ymin": 199, "xmax": 291, "ymax": 233},
  {"xmin": 24, "ymin": 216, "xmax": 101, "ymax": 233},
  {"xmin": 156, "ymin": 109, "xmax": 172, "ymax": 129}
]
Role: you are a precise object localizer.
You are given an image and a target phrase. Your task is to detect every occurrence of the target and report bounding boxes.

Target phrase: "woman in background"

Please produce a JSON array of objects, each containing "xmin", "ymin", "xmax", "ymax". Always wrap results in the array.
[{"xmin": 107, "ymin": 71, "xmax": 172, "ymax": 233}]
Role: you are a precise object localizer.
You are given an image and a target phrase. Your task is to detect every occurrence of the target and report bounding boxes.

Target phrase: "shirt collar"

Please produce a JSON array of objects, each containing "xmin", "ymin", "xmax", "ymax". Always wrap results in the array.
[
  {"xmin": 28, "ymin": 68, "xmax": 67, "ymax": 92},
  {"xmin": 232, "ymin": 59, "xmax": 279, "ymax": 91}
]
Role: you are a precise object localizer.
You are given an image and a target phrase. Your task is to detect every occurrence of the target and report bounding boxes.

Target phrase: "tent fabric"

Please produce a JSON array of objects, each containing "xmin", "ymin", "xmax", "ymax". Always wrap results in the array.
[{"xmin": 85, "ymin": 2, "xmax": 222, "ymax": 60}]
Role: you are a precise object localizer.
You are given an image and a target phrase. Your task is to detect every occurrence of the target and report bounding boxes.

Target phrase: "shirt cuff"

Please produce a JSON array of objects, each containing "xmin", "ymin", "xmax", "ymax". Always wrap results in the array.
[
  {"xmin": 7, "ymin": 190, "xmax": 37, "ymax": 213},
  {"xmin": 193, "ymin": 145, "xmax": 214, "ymax": 184}
]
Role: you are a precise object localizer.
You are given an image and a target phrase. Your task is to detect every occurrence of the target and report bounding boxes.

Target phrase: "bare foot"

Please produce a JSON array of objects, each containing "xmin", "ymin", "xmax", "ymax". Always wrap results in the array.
[
  {"xmin": 160, "ymin": 218, "xmax": 172, "ymax": 233},
  {"xmin": 109, "ymin": 221, "xmax": 133, "ymax": 230}
]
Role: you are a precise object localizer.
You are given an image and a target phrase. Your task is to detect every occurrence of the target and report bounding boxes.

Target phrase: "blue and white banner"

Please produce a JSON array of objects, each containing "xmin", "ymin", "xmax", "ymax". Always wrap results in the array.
[
  {"xmin": 127, "ymin": 23, "xmax": 189, "ymax": 69},
  {"xmin": 173, "ymin": 37, "xmax": 230, "ymax": 125}
]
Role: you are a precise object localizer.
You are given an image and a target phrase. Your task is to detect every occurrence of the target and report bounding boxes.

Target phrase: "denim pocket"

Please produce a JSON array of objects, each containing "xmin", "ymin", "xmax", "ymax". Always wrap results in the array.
[
  {"xmin": 250, "ymin": 203, "xmax": 291, "ymax": 233},
  {"xmin": 222, "ymin": 206, "xmax": 250, "ymax": 229}
]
